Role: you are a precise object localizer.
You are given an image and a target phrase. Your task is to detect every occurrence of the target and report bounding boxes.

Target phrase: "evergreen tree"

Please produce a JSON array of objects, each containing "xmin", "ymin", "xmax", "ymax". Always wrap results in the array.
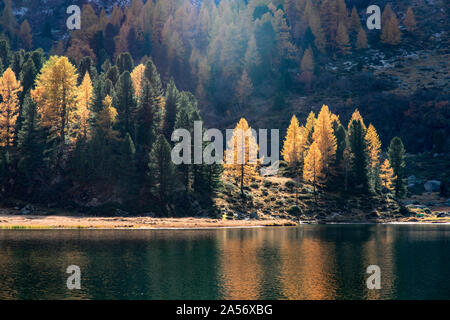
[
  {"xmin": 163, "ymin": 78, "xmax": 180, "ymax": 141},
  {"xmin": 149, "ymin": 134, "xmax": 176, "ymax": 211},
  {"xmin": 16, "ymin": 95, "xmax": 44, "ymax": 195},
  {"xmin": 388, "ymin": 136, "xmax": 406, "ymax": 198},
  {"xmin": 113, "ymin": 71, "xmax": 136, "ymax": 136},
  {"xmin": 348, "ymin": 118, "xmax": 368, "ymax": 190},
  {"xmin": 116, "ymin": 52, "xmax": 134, "ymax": 74},
  {"xmin": 19, "ymin": 57, "xmax": 37, "ymax": 97}
]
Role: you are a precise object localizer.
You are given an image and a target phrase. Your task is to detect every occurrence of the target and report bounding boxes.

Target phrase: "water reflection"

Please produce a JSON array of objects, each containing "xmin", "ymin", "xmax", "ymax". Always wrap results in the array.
[{"xmin": 0, "ymin": 225, "xmax": 449, "ymax": 300}]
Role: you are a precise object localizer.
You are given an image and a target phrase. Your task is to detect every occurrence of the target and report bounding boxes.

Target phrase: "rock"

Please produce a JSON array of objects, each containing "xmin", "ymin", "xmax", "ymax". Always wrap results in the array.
[
  {"xmin": 250, "ymin": 212, "xmax": 259, "ymax": 219},
  {"xmin": 19, "ymin": 204, "xmax": 34, "ymax": 215},
  {"xmin": 424, "ymin": 180, "xmax": 441, "ymax": 192},
  {"xmin": 407, "ymin": 175, "xmax": 416, "ymax": 188},
  {"xmin": 436, "ymin": 212, "xmax": 449, "ymax": 218}
]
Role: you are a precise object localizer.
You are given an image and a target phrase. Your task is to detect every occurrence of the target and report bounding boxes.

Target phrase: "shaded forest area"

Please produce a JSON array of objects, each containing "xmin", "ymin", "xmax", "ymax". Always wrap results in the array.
[{"xmin": 0, "ymin": 0, "xmax": 448, "ymax": 216}]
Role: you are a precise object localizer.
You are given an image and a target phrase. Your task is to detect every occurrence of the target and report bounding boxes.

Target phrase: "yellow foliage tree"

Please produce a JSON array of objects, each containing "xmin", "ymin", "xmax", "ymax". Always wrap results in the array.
[
  {"xmin": 303, "ymin": 111, "xmax": 316, "ymax": 147},
  {"xmin": 224, "ymin": 118, "xmax": 259, "ymax": 197},
  {"xmin": 0, "ymin": 68, "xmax": 22, "ymax": 147},
  {"xmin": 312, "ymin": 105, "xmax": 337, "ymax": 178},
  {"xmin": 97, "ymin": 95, "xmax": 120, "ymax": 142},
  {"xmin": 348, "ymin": 109, "xmax": 366, "ymax": 130},
  {"xmin": 381, "ymin": 16, "xmax": 401, "ymax": 45},
  {"xmin": 31, "ymin": 56, "xmax": 79, "ymax": 153},
  {"xmin": 75, "ymin": 72, "xmax": 93, "ymax": 140},
  {"xmin": 131, "ymin": 64, "xmax": 146, "ymax": 97},
  {"xmin": 282, "ymin": 115, "xmax": 305, "ymax": 166},
  {"xmin": 303, "ymin": 141, "xmax": 323, "ymax": 201},
  {"xmin": 18, "ymin": 20, "xmax": 33, "ymax": 50},
  {"xmin": 365, "ymin": 124, "xmax": 381, "ymax": 168},
  {"xmin": 380, "ymin": 159, "xmax": 394, "ymax": 192},
  {"xmin": 356, "ymin": 28, "xmax": 368, "ymax": 49},
  {"xmin": 403, "ymin": 7, "xmax": 417, "ymax": 32}
]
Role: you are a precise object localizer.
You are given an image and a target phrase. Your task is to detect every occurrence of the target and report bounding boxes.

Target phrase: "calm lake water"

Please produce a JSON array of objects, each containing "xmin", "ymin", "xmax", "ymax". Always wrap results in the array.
[{"xmin": 0, "ymin": 225, "xmax": 449, "ymax": 300}]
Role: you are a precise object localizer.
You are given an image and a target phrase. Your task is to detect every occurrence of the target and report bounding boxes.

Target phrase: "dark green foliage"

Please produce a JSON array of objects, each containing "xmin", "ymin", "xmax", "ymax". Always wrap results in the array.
[
  {"xmin": 116, "ymin": 52, "xmax": 134, "ymax": 74},
  {"xmin": 20, "ymin": 56, "xmax": 37, "ymax": 95},
  {"xmin": 0, "ymin": 39, "xmax": 10, "ymax": 68},
  {"xmin": 113, "ymin": 71, "xmax": 136, "ymax": 135},
  {"xmin": 11, "ymin": 50, "xmax": 24, "ymax": 78},
  {"xmin": 163, "ymin": 78, "xmax": 180, "ymax": 141},
  {"xmin": 388, "ymin": 137, "xmax": 407, "ymax": 198},
  {"xmin": 91, "ymin": 78, "xmax": 106, "ymax": 113},
  {"xmin": 149, "ymin": 135, "xmax": 176, "ymax": 209},
  {"xmin": 348, "ymin": 120, "xmax": 368, "ymax": 190},
  {"xmin": 144, "ymin": 58, "xmax": 162, "ymax": 97},
  {"xmin": 16, "ymin": 95, "xmax": 44, "ymax": 195},
  {"xmin": 77, "ymin": 56, "xmax": 98, "ymax": 83},
  {"xmin": 106, "ymin": 65, "xmax": 119, "ymax": 85}
]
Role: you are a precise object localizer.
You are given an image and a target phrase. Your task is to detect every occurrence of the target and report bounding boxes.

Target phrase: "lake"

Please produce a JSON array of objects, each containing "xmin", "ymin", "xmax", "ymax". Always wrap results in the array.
[{"xmin": 0, "ymin": 224, "xmax": 449, "ymax": 300}]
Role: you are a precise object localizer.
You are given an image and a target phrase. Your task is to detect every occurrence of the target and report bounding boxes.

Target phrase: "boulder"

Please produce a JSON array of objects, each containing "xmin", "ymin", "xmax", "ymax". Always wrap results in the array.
[{"xmin": 424, "ymin": 180, "xmax": 441, "ymax": 192}]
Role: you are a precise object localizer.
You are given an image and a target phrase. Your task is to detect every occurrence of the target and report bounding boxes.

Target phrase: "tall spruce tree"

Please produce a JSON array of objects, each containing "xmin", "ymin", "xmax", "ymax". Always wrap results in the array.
[{"xmin": 388, "ymin": 137, "xmax": 406, "ymax": 198}]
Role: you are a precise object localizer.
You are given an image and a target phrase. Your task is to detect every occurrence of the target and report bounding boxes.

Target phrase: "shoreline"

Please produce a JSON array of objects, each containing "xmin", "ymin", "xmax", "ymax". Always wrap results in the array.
[{"xmin": 0, "ymin": 213, "xmax": 448, "ymax": 230}]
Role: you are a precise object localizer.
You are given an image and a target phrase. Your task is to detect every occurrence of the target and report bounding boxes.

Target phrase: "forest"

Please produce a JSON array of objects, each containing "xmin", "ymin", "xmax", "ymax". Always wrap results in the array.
[{"xmin": 0, "ymin": 0, "xmax": 447, "ymax": 216}]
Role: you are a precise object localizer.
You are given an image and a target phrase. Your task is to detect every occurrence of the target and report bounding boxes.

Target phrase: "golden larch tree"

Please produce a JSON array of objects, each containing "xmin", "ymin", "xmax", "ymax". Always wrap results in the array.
[
  {"xmin": 224, "ymin": 118, "xmax": 259, "ymax": 197},
  {"xmin": 312, "ymin": 105, "xmax": 337, "ymax": 178},
  {"xmin": 31, "ymin": 56, "xmax": 79, "ymax": 152},
  {"xmin": 403, "ymin": 7, "xmax": 417, "ymax": 32},
  {"xmin": 0, "ymin": 68, "xmax": 22, "ymax": 147},
  {"xmin": 18, "ymin": 20, "xmax": 33, "ymax": 50},
  {"xmin": 381, "ymin": 16, "xmax": 401, "ymax": 45},
  {"xmin": 365, "ymin": 124, "xmax": 381, "ymax": 169},
  {"xmin": 282, "ymin": 115, "xmax": 306, "ymax": 204},
  {"xmin": 336, "ymin": 22, "xmax": 350, "ymax": 54},
  {"xmin": 282, "ymin": 115, "xmax": 305, "ymax": 166},
  {"xmin": 303, "ymin": 111, "xmax": 316, "ymax": 147},
  {"xmin": 97, "ymin": 95, "xmax": 120, "ymax": 142},
  {"xmin": 356, "ymin": 28, "xmax": 368, "ymax": 49},
  {"xmin": 348, "ymin": 109, "xmax": 366, "ymax": 130},
  {"xmin": 131, "ymin": 64, "xmax": 146, "ymax": 97},
  {"xmin": 75, "ymin": 72, "xmax": 93, "ymax": 140},
  {"xmin": 380, "ymin": 159, "xmax": 394, "ymax": 192},
  {"xmin": 303, "ymin": 141, "xmax": 323, "ymax": 202}
]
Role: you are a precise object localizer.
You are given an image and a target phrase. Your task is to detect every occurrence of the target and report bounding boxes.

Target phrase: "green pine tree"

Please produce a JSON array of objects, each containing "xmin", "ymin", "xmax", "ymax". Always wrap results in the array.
[{"xmin": 388, "ymin": 136, "xmax": 407, "ymax": 198}]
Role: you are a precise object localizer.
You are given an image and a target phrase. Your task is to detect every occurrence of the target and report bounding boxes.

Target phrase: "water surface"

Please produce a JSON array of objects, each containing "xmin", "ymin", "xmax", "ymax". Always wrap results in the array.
[{"xmin": 0, "ymin": 225, "xmax": 449, "ymax": 299}]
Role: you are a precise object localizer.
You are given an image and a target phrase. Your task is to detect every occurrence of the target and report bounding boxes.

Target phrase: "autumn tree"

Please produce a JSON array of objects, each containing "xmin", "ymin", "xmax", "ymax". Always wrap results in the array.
[
  {"xmin": 379, "ymin": 159, "xmax": 394, "ymax": 193},
  {"xmin": 75, "ymin": 72, "xmax": 93, "ymax": 140},
  {"xmin": 356, "ymin": 28, "xmax": 368, "ymax": 49},
  {"xmin": 388, "ymin": 136, "xmax": 406, "ymax": 197},
  {"xmin": 303, "ymin": 111, "xmax": 316, "ymax": 147},
  {"xmin": 365, "ymin": 124, "xmax": 382, "ymax": 192},
  {"xmin": 303, "ymin": 141, "xmax": 323, "ymax": 203},
  {"xmin": 224, "ymin": 118, "xmax": 259, "ymax": 197},
  {"xmin": 282, "ymin": 115, "xmax": 305, "ymax": 203},
  {"xmin": 130, "ymin": 63, "xmax": 146, "ymax": 98},
  {"xmin": 312, "ymin": 105, "xmax": 337, "ymax": 179},
  {"xmin": 0, "ymin": 68, "xmax": 22, "ymax": 148},
  {"xmin": 403, "ymin": 7, "xmax": 417, "ymax": 33},
  {"xmin": 31, "ymin": 56, "xmax": 79, "ymax": 163},
  {"xmin": 349, "ymin": 7, "xmax": 362, "ymax": 34},
  {"xmin": 381, "ymin": 16, "xmax": 401, "ymax": 45},
  {"xmin": 336, "ymin": 22, "xmax": 350, "ymax": 54},
  {"xmin": 235, "ymin": 71, "xmax": 253, "ymax": 106},
  {"xmin": 18, "ymin": 20, "xmax": 33, "ymax": 50}
]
